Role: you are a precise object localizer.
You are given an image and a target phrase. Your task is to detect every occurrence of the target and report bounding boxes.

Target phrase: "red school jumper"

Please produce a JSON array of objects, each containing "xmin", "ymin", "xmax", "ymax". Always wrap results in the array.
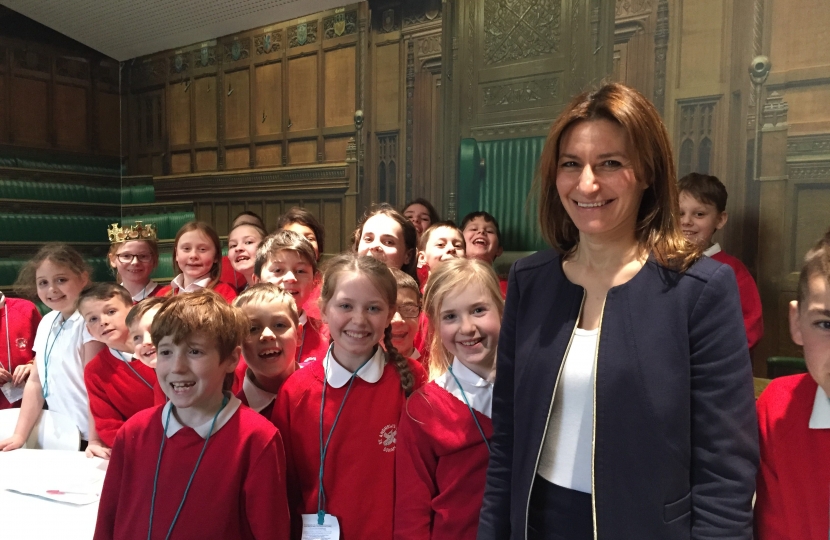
[
  {"xmin": 755, "ymin": 374, "xmax": 830, "ymax": 540},
  {"xmin": 274, "ymin": 357, "xmax": 426, "ymax": 540},
  {"xmin": 710, "ymin": 250, "xmax": 763, "ymax": 349},
  {"xmin": 94, "ymin": 402, "xmax": 290, "ymax": 540},
  {"xmin": 84, "ymin": 348, "xmax": 156, "ymax": 447},
  {"xmin": 297, "ymin": 315, "xmax": 329, "ymax": 366},
  {"xmin": 0, "ymin": 297, "xmax": 41, "ymax": 410},
  {"xmin": 156, "ymin": 281, "xmax": 238, "ymax": 304},
  {"xmin": 394, "ymin": 381, "xmax": 493, "ymax": 540}
]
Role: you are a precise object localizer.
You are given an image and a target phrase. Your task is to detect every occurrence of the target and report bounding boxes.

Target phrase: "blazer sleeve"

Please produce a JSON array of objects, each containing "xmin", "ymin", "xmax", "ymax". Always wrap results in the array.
[
  {"xmin": 477, "ymin": 264, "xmax": 519, "ymax": 539},
  {"xmin": 688, "ymin": 264, "xmax": 759, "ymax": 539}
]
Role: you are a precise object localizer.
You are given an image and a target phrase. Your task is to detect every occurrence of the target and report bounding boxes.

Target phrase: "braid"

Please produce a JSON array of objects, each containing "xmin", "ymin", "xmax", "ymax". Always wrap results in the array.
[{"xmin": 384, "ymin": 325, "xmax": 415, "ymax": 396}]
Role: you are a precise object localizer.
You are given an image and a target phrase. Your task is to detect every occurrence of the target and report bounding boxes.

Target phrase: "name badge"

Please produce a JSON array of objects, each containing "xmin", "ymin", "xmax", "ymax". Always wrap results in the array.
[{"xmin": 301, "ymin": 513, "xmax": 340, "ymax": 540}]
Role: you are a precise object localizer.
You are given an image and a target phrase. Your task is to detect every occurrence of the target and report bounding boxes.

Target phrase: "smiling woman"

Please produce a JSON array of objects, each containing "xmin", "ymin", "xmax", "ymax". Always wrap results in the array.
[{"xmin": 478, "ymin": 83, "xmax": 759, "ymax": 540}]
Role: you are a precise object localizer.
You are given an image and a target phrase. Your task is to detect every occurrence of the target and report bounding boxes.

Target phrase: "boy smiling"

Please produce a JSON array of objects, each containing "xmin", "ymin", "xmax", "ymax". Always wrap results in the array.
[{"xmin": 94, "ymin": 290, "xmax": 289, "ymax": 540}]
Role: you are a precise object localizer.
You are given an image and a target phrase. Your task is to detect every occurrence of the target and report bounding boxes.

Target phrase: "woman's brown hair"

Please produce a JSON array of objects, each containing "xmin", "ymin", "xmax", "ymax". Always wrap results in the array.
[
  {"xmin": 319, "ymin": 252, "xmax": 416, "ymax": 396},
  {"xmin": 537, "ymin": 82, "xmax": 700, "ymax": 270},
  {"xmin": 14, "ymin": 243, "xmax": 91, "ymax": 299},
  {"xmin": 171, "ymin": 221, "xmax": 223, "ymax": 289}
]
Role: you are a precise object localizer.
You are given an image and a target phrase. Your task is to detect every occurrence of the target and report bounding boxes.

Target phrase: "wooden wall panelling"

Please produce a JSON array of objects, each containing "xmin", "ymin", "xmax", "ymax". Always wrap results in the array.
[
  {"xmin": 54, "ymin": 82, "xmax": 88, "ymax": 151},
  {"xmin": 288, "ymin": 139, "xmax": 317, "ymax": 164},
  {"xmin": 196, "ymin": 149, "xmax": 218, "ymax": 171},
  {"xmin": 168, "ymin": 79, "xmax": 191, "ymax": 147},
  {"xmin": 97, "ymin": 91, "xmax": 121, "ymax": 155},
  {"xmin": 225, "ymin": 146, "xmax": 250, "ymax": 169},
  {"xmin": 287, "ymin": 55, "xmax": 319, "ymax": 132},
  {"xmin": 171, "ymin": 152, "xmax": 191, "ymax": 173},
  {"xmin": 194, "ymin": 76, "xmax": 217, "ymax": 143},
  {"xmin": 0, "ymin": 46, "xmax": 7, "ymax": 145},
  {"xmin": 224, "ymin": 69, "xmax": 251, "ymax": 143},
  {"xmin": 11, "ymin": 75, "xmax": 49, "ymax": 147},
  {"xmin": 255, "ymin": 61, "xmax": 283, "ymax": 136},
  {"xmin": 324, "ymin": 136, "xmax": 350, "ymax": 162},
  {"xmin": 256, "ymin": 143, "xmax": 283, "ymax": 166},
  {"xmin": 324, "ymin": 46, "xmax": 356, "ymax": 127}
]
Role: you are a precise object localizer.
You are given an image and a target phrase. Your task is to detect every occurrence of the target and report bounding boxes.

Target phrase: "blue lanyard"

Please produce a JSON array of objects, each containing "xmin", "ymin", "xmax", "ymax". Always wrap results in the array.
[
  {"xmin": 112, "ymin": 350, "xmax": 154, "ymax": 391},
  {"xmin": 148, "ymin": 395, "xmax": 228, "ymax": 540},
  {"xmin": 317, "ymin": 348, "xmax": 371, "ymax": 525},
  {"xmin": 447, "ymin": 365, "xmax": 491, "ymax": 453},
  {"xmin": 297, "ymin": 322, "xmax": 308, "ymax": 363},
  {"xmin": 41, "ymin": 315, "xmax": 68, "ymax": 399}
]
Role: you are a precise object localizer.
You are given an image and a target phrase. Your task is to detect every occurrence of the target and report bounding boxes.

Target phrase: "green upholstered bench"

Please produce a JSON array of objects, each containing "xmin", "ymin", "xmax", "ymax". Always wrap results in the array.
[
  {"xmin": 0, "ymin": 179, "xmax": 121, "ymax": 204},
  {"xmin": 0, "ymin": 214, "xmax": 112, "ymax": 242},
  {"xmin": 0, "ymin": 256, "xmax": 112, "ymax": 291},
  {"xmin": 121, "ymin": 211, "xmax": 195, "ymax": 240},
  {"xmin": 766, "ymin": 356, "xmax": 807, "ymax": 379}
]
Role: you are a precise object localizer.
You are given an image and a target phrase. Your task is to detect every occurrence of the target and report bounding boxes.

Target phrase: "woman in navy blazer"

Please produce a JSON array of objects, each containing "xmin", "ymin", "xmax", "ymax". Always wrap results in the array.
[{"xmin": 477, "ymin": 83, "xmax": 758, "ymax": 540}]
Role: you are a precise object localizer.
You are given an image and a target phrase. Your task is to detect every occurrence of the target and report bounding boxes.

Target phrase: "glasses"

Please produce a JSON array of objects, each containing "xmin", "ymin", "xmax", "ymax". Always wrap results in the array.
[
  {"xmin": 117, "ymin": 253, "xmax": 153, "ymax": 264},
  {"xmin": 397, "ymin": 304, "xmax": 420, "ymax": 319}
]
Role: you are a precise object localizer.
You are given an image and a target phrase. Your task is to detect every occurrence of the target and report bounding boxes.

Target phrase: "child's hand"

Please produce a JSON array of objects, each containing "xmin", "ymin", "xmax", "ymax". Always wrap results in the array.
[
  {"xmin": 11, "ymin": 364, "xmax": 31, "ymax": 386},
  {"xmin": 85, "ymin": 441, "xmax": 111, "ymax": 460},
  {"xmin": 0, "ymin": 367, "xmax": 11, "ymax": 384},
  {"xmin": 0, "ymin": 434, "xmax": 26, "ymax": 451}
]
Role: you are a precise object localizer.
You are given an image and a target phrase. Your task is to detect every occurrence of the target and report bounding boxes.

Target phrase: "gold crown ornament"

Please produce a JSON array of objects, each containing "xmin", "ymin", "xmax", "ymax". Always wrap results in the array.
[{"xmin": 108, "ymin": 221, "xmax": 158, "ymax": 244}]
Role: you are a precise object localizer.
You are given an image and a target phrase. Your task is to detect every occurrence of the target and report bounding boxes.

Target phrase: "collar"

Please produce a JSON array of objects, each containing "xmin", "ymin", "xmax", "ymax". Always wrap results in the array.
[
  {"xmin": 703, "ymin": 243, "xmax": 722, "ymax": 257},
  {"xmin": 299, "ymin": 311, "xmax": 308, "ymax": 327},
  {"xmin": 123, "ymin": 281, "xmax": 159, "ymax": 302},
  {"xmin": 242, "ymin": 370, "xmax": 276, "ymax": 413},
  {"xmin": 53, "ymin": 310, "xmax": 83, "ymax": 330},
  {"xmin": 435, "ymin": 357, "xmax": 494, "ymax": 417},
  {"xmin": 160, "ymin": 394, "xmax": 241, "ymax": 438},
  {"xmin": 0, "ymin": 291, "xmax": 5, "ymax": 308},
  {"xmin": 170, "ymin": 275, "xmax": 211, "ymax": 294},
  {"xmin": 108, "ymin": 347, "xmax": 133, "ymax": 363},
  {"xmin": 408, "ymin": 348, "xmax": 421, "ymax": 361},
  {"xmin": 324, "ymin": 345, "xmax": 386, "ymax": 388},
  {"xmin": 809, "ymin": 385, "xmax": 830, "ymax": 429}
]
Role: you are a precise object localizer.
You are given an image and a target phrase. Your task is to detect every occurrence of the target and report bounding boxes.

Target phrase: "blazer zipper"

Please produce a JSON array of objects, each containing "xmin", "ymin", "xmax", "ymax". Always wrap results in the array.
[
  {"xmin": 590, "ymin": 300, "xmax": 606, "ymax": 540},
  {"xmin": 524, "ymin": 291, "xmax": 586, "ymax": 540}
]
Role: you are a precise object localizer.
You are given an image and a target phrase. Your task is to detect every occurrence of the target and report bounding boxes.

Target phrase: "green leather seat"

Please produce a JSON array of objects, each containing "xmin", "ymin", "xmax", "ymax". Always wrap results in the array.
[{"xmin": 766, "ymin": 356, "xmax": 807, "ymax": 379}]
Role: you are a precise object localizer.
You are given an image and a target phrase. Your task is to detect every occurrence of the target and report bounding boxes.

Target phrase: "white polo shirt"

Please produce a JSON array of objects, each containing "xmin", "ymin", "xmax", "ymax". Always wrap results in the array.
[{"xmin": 33, "ymin": 310, "xmax": 96, "ymax": 440}]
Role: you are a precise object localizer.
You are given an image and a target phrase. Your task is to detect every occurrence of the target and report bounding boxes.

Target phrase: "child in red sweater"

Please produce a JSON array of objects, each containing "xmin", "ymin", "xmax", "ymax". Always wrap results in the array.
[
  {"xmin": 416, "ymin": 221, "xmax": 466, "ymax": 291},
  {"xmin": 233, "ymin": 284, "xmax": 299, "ymax": 420},
  {"xmin": 678, "ymin": 173, "xmax": 764, "ymax": 350},
  {"xmin": 255, "ymin": 230, "xmax": 328, "ymax": 366},
  {"xmin": 755, "ymin": 229, "xmax": 830, "ymax": 540},
  {"xmin": 157, "ymin": 221, "xmax": 237, "ymax": 303},
  {"xmin": 94, "ymin": 289, "xmax": 289, "ymax": 540},
  {"xmin": 126, "ymin": 297, "xmax": 169, "ymax": 407},
  {"xmin": 395, "ymin": 259, "xmax": 503, "ymax": 540},
  {"xmin": 274, "ymin": 253, "xmax": 426, "ymax": 540},
  {"xmin": 0, "ymin": 291, "xmax": 41, "ymax": 409},
  {"xmin": 80, "ymin": 283, "xmax": 156, "ymax": 457}
]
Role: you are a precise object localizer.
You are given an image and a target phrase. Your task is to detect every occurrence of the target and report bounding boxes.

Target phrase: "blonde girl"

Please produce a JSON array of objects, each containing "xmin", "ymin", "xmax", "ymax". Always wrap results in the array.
[
  {"xmin": 394, "ymin": 258, "xmax": 504, "ymax": 540},
  {"xmin": 107, "ymin": 220, "xmax": 163, "ymax": 302},
  {"xmin": 274, "ymin": 253, "xmax": 426, "ymax": 540},
  {"xmin": 157, "ymin": 221, "xmax": 237, "ymax": 303},
  {"xmin": 227, "ymin": 222, "xmax": 267, "ymax": 290},
  {"xmin": 0, "ymin": 244, "xmax": 105, "ymax": 451}
]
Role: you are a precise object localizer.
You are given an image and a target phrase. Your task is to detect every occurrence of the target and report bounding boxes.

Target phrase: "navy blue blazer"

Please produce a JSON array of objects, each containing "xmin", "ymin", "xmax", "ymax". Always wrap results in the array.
[{"xmin": 478, "ymin": 250, "xmax": 759, "ymax": 540}]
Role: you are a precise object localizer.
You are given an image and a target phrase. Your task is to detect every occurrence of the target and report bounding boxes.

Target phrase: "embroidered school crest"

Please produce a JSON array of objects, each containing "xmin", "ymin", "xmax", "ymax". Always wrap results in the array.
[
  {"xmin": 378, "ymin": 424, "xmax": 396, "ymax": 452},
  {"xmin": 16, "ymin": 337, "xmax": 27, "ymax": 349}
]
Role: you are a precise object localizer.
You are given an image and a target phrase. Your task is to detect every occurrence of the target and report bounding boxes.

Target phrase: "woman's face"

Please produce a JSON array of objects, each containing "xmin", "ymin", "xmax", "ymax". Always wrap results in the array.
[
  {"xmin": 357, "ymin": 214, "xmax": 411, "ymax": 270},
  {"xmin": 555, "ymin": 119, "xmax": 645, "ymax": 242}
]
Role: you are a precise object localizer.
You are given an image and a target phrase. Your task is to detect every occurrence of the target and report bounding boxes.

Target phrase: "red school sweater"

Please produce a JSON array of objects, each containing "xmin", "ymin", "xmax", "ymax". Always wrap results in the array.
[
  {"xmin": 394, "ymin": 381, "xmax": 493, "ymax": 540},
  {"xmin": 0, "ymin": 297, "xmax": 41, "ymax": 409},
  {"xmin": 94, "ymin": 404, "xmax": 290, "ymax": 540},
  {"xmin": 710, "ymin": 250, "xmax": 764, "ymax": 349},
  {"xmin": 297, "ymin": 316, "xmax": 329, "ymax": 366},
  {"xmin": 156, "ymin": 281, "xmax": 238, "ymax": 304},
  {"xmin": 84, "ymin": 348, "xmax": 156, "ymax": 447},
  {"xmin": 755, "ymin": 374, "xmax": 830, "ymax": 540},
  {"xmin": 274, "ymin": 357, "xmax": 427, "ymax": 540}
]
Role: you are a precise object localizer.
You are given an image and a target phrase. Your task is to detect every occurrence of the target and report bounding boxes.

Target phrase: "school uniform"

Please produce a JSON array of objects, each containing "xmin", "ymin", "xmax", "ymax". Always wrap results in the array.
[
  {"xmin": 0, "ymin": 294, "xmax": 41, "ymax": 409},
  {"xmin": 157, "ymin": 275, "xmax": 238, "ymax": 304},
  {"xmin": 413, "ymin": 312, "xmax": 431, "ymax": 359},
  {"xmin": 124, "ymin": 281, "xmax": 164, "ymax": 304},
  {"xmin": 498, "ymin": 276, "xmax": 508, "ymax": 299},
  {"xmin": 303, "ymin": 280, "xmax": 322, "ymax": 321},
  {"xmin": 84, "ymin": 347, "xmax": 156, "ymax": 447},
  {"xmin": 755, "ymin": 374, "xmax": 830, "ymax": 540},
  {"xmin": 274, "ymin": 347, "xmax": 427, "ymax": 540},
  {"xmin": 296, "ymin": 312, "xmax": 329, "ymax": 367},
  {"xmin": 704, "ymin": 244, "xmax": 763, "ymax": 349},
  {"xmin": 395, "ymin": 358, "xmax": 493, "ymax": 540},
  {"xmin": 235, "ymin": 368, "xmax": 285, "ymax": 421},
  {"xmin": 33, "ymin": 310, "xmax": 96, "ymax": 440},
  {"xmin": 221, "ymin": 255, "xmax": 247, "ymax": 292},
  {"xmin": 94, "ymin": 395, "xmax": 290, "ymax": 540}
]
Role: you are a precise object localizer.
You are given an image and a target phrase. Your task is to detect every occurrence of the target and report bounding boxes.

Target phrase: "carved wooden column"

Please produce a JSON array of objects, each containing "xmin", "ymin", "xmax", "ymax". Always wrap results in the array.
[{"xmin": 755, "ymin": 91, "xmax": 789, "ymax": 374}]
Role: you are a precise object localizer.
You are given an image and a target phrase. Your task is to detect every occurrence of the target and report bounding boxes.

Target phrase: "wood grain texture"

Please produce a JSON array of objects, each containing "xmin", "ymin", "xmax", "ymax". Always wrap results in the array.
[
  {"xmin": 167, "ymin": 81, "xmax": 191, "ymax": 146},
  {"xmin": 288, "ymin": 139, "xmax": 317, "ymax": 164},
  {"xmin": 288, "ymin": 55, "xmax": 318, "ymax": 131},
  {"xmin": 324, "ymin": 136, "xmax": 349, "ymax": 161},
  {"xmin": 256, "ymin": 143, "xmax": 283, "ymax": 167},
  {"xmin": 97, "ymin": 91, "xmax": 120, "ymax": 155},
  {"xmin": 255, "ymin": 62, "xmax": 283, "ymax": 135},
  {"xmin": 196, "ymin": 149, "xmax": 218, "ymax": 171},
  {"xmin": 225, "ymin": 146, "xmax": 251, "ymax": 169},
  {"xmin": 225, "ymin": 70, "xmax": 251, "ymax": 140},
  {"xmin": 54, "ymin": 84, "xmax": 88, "ymax": 150},
  {"xmin": 324, "ymin": 47, "xmax": 356, "ymax": 127},
  {"xmin": 11, "ymin": 77, "xmax": 49, "ymax": 146},
  {"xmin": 374, "ymin": 43, "xmax": 400, "ymax": 128},
  {"xmin": 194, "ymin": 76, "xmax": 217, "ymax": 143},
  {"xmin": 171, "ymin": 152, "xmax": 191, "ymax": 173}
]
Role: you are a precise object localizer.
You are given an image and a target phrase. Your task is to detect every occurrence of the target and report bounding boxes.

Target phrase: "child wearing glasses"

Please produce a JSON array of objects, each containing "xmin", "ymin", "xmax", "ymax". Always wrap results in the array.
[
  {"xmin": 108, "ymin": 221, "xmax": 165, "ymax": 303},
  {"xmin": 389, "ymin": 269, "xmax": 423, "ymax": 365}
]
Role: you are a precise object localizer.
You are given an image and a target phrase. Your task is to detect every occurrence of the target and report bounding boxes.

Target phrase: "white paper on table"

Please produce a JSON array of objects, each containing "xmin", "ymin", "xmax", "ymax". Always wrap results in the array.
[
  {"xmin": 0, "ymin": 381, "xmax": 24, "ymax": 403},
  {"xmin": 3, "ymin": 458, "xmax": 106, "ymax": 506}
]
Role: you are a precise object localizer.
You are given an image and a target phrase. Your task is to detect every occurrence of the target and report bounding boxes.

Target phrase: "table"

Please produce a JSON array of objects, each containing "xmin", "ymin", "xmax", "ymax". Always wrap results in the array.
[{"xmin": 0, "ymin": 449, "xmax": 107, "ymax": 539}]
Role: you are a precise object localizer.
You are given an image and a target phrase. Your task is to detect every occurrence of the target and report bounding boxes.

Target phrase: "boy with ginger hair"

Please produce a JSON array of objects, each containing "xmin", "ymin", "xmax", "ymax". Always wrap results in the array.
[
  {"xmin": 754, "ymin": 229, "xmax": 830, "ymax": 540},
  {"xmin": 94, "ymin": 290, "xmax": 289, "ymax": 540}
]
